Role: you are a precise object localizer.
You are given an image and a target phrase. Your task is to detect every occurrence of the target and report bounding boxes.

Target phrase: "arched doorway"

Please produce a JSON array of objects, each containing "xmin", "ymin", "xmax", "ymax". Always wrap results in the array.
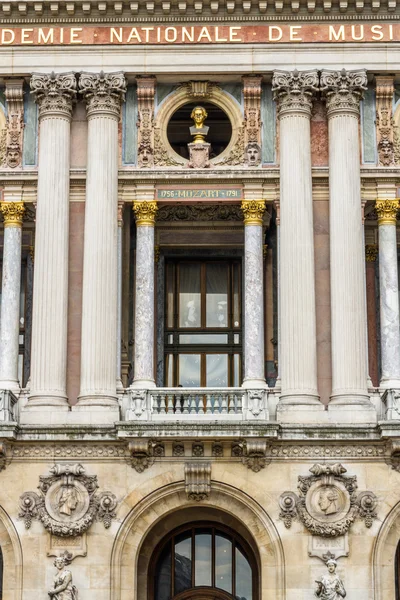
[{"xmin": 150, "ymin": 523, "xmax": 257, "ymax": 600}]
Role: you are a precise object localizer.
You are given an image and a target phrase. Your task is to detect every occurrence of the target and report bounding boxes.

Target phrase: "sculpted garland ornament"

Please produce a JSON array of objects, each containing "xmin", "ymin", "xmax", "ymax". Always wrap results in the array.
[
  {"xmin": 19, "ymin": 464, "xmax": 117, "ymax": 536},
  {"xmin": 279, "ymin": 463, "xmax": 377, "ymax": 537}
]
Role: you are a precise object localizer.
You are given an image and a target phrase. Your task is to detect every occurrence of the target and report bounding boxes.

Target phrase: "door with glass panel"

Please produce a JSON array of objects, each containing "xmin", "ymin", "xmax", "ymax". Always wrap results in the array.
[
  {"xmin": 151, "ymin": 524, "xmax": 257, "ymax": 600},
  {"xmin": 165, "ymin": 260, "xmax": 242, "ymax": 387}
]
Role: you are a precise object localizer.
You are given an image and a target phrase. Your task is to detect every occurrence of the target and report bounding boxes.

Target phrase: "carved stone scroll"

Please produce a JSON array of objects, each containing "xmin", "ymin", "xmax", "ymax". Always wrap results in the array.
[
  {"xmin": 320, "ymin": 69, "xmax": 368, "ymax": 116},
  {"xmin": 243, "ymin": 75, "xmax": 262, "ymax": 165},
  {"xmin": 184, "ymin": 80, "xmax": 217, "ymax": 99},
  {"xmin": 4, "ymin": 79, "xmax": 24, "ymax": 168},
  {"xmin": 137, "ymin": 76, "xmax": 156, "ymax": 168},
  {"xmin": 185, "ymin": 462, "xmax": 211, "ymax": 501},
  {"xmin": 279, "ymin": 463, "xmax": 377, "ymax": 537},
  {"xmin": 376, "ymin": 76, "xmax": 395, "ymax": 166},
  {"xmin": 128, "ymin": 439, "xmax": 165, "ymax": 472},
  {"xmin": 241, "ymin": 439, "xmax": 269, "ymax": 472}
]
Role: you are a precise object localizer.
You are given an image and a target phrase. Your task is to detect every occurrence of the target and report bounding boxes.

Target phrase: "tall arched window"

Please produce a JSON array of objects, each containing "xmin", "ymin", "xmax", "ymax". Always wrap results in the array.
[{"xmin": 150, "ymin": 523, "xmax": 257, "ymax": 600}]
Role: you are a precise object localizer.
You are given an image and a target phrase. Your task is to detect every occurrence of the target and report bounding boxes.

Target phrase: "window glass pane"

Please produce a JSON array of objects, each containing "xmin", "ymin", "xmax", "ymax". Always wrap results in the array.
[
  {"xmin": 235, "ymin": 546, "xmax": 252, "ymax": 600},
  {"xmin": 174, "ymin": 533, "xmax": 192, "ymax": 594},
  {"xmin": 206, "ymin": 264, "xmax": 228, "ymax": 327},
  {"xmin": 179, "ymin": 264, "xmax": 201, "ymax": 328},
  {"xmin": 233, "ymin": 354, "xmax": 240, "ymax": 387},
  {"xmin": 179, "ymin": 334, "xmax": 228, "ymax": 344},
  {"xmin": 215, "ymin": 533, "xmax": 232, "ymax": 593},
  {"xmin": 179, "ymin": 355, "xmax": 201, "ymax": 387},
  {"xmin": 166, "ymin": 263, "xmax": 174, "ymax": 328},
  {"xmin": 195, "ymin": 530, "xmax": 212, "ymax": 587},
  {"xmin": 233, "ymin": 262, "xmax": 240, "ymax": 328},
  {"xmin": 155, "ymin": 541, "xmax": 171, "ymax": 600},
  {"xmin": 206, "ymin": 354, "xmax": 228, "ymax": 387},
  {"xmin": 165, "ymin": 354, "xmax": 173, "ymax": 387}
]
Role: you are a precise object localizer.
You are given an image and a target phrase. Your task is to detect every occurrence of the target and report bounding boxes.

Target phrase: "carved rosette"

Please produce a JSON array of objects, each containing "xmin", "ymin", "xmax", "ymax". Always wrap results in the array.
[
  {"xmin": 0, "ymin": 201, "xmax": 25, "ymax": 228},
  {"xmin": 79, "ymin": 71, "xmax": 126, "ymax": 119},
  {"xmin": 375, "ymin": 198, "xmax": 399, "ymax": 226},
  {"xmin": 241, "ymin": 200, "xmax": 266, "ymax": 226},
  {"xmin": 376, "ymin": 76, "xmax": 395, "ymax": 166},
  {"xmin": 272, "ymin": 69, "xmax": 319, "ymax": 117},
  {"xmin": 320, "ymin": 69, "xmax": 367, "ymax": 117},
  {"xmin": 137, "ymin": 76, "xmax": 156, "ymax": 168},
  {"xmin": 133, "ymin": 200, "xmax": 158, "ymax": 227},
  {"xmin": 30, "ymin": 72, "xmax": 77, "ymax": 120},
  {"xmin": 4, "ymin": 79, "xmax": 24, "ymax": 168}
]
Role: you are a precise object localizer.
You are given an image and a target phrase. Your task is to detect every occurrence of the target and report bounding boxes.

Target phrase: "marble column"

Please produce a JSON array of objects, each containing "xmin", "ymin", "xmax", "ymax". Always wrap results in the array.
[
  {"xmin": 77, "ymin": 72, "xmax": 126, "ymax": 411},
  {"xmin": 365, "ymin": 244, "xmax": 379, "ymax": 388},
  {"xmin": 117, "ymin": 202, "xmax": 124, "ymax": 392},
  {"xmin": 0, "ymin": 202, "xmax": 25, "ymax": 391},
  {"xmin": 375, "ymin": 199, "xmax": 400, "ymax": 388},
  {"xmin": 320, "ymin": 69, "xmax": 373, "ymax": 415},
  {"xmin": 28, "ymin": 72, "xmax": 77, "ymax": 410},
  {"xmin": 272, "ymin": 70, "xmax": 320, "ymax": 412},
  {"xmin": 131, "ymin": 201, "xmax": 158, "ymax": 388},
  {"xmin": 241, "ymin": 200, "xmax": 267, "ymax": 388}
]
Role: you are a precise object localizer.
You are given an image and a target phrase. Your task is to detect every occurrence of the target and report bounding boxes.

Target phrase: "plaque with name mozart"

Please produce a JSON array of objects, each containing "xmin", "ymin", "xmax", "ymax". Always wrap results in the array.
[{"xmin": 156, "ymin": 187, "xmax": 243, "ymax": 200}]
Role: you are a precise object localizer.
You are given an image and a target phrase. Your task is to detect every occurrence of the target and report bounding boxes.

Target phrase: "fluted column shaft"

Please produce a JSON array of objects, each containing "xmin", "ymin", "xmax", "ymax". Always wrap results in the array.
[
  {"xmin": 28, "ymin": 73, "xmax": 76, "ymax": 408},
  {"xmin": 0, "ymin": 202, "xmax": 25, "ymax": 391},
  {"xmin": 272, "ymin": 70, "xmax": 319, "ymax": 405},
  {"xmin": 116, "ymin": 202, "xmax": 124, "ymax": 392},
  {"xmin": 376, "ymin": 199, "xmax": 400, "ymax": 388},
  {"xmin": 241, "ymin": 200, "xmax": 266, "ymax": 388},
  {"xmin": 77, "ymin": 72, "xmax": 126, "ymax": 407},
  {"xmin": 132, "ymin": 201, "xmax": 158, "ymax": 388},
  {"xmin": 321, "ymin": 69, "xmax": 369, "ymax": 405}
]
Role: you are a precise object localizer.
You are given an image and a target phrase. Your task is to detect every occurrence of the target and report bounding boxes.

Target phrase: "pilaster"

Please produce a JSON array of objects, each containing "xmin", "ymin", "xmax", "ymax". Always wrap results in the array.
[
  {"xmin": 4, "ymin": 79, "xmax": 24, "ymax": 169},
  {"xmin": 137, "ymin": 76, "xmax": 156, "ymax": 168},
  {"xmin": 375, "ymin": 76, "xmax": 395, "ymax": 167},
  {"xmin": 242, "ymin": 75, "xmax": 262, "ymax": 166}
]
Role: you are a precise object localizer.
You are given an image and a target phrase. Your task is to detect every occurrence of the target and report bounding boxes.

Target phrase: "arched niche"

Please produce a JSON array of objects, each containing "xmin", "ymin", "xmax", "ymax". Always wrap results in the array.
[
  {"xmin": 154, "ymin": 86, "xmax": 244, "ymax": 167},
  {"xmin": 110, "ymin": 481, "xmax": 285, "ymax": 600},
  {"xmin": 373, "ymin": 500, "xmax": 400, "ymax": 600},
  {"xmin": 0, "ymin": 506, "xmax": 23, "ymax": 600}
]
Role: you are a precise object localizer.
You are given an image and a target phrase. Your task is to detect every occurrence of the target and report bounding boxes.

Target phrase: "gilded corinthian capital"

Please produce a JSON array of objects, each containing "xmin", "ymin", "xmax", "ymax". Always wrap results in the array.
[
  {"xmin": 375, "ymin": 198, "xmax": 399, "ymax": 225},
  {"xmin": 133, "ymin": 201, "xmax": 158, "ymax": 227},
  {"xmin": 30, "ymin": 72, "xmax": 77, "ymax": 119},
  {"xmin": 79, "ymin": 71, "xmax": 126, "ymax": 118},
  {"xmin": 0, "ymin": 201, "xmax": 25, "ymax": 227},
  {"xmin": 241, "ymin": 200, "xmax": 265, "ymax": 226},
  {"xmin": 272, "ymin": 69, "xmax": 319, "ymax": 116},
  {"xmin": 320, "ymin": 69, "xmax": 367, "ymax": 117}
]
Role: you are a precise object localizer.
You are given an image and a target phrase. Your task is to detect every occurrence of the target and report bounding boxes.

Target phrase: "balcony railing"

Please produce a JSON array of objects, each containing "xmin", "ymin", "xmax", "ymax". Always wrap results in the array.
[{"xmin": 122, "ymin": 387, "xmax": 269, "ymax": 421}]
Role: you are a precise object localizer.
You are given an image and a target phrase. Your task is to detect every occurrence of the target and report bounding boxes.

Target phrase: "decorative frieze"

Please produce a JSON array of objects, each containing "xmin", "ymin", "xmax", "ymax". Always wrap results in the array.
[
  {"xmin": 243, "ymin": 75, "xmax": 262, "ymax": 165},
  {"xmin": 0, "ymin": 201, "xmax": 25, "ymax": 227},
  {"xmin": 3, "ymin": 79, "xmax": 24, "ymax": 169},
  {"xmin": 133, "ymin": 200, "xmax": 158, "ymax": 226},
  {"xmin": 241, "ymin": 199, "xmax": 266, "ymax": 226},
  {"xmin": 30, "ymin": 71, "xmax": 77, "ymax": 119},
  {"xmin": 185, "ymin": 462, "xmax": 211, "ymax": 501},
  {"xmin": 375, "ymin": 198, "xmax": 399, "ymax": 225},
  {"xmin": 79, "ymin": 71, "xmax": 126, "ymax": 118},
  {"xmin": 157, "ymin": 204, "xmax": 243, "ymax": 222},
  {"xmin": 137, "ymin": 76, "xmax": 156, "ymax": 168},
  {"xmin": 272, "ymin": 69, "xmax": 319, "ymax": 116},
  {"xmin": 376, "ymin": 76, "xmax": 395, "ymax": 166},
  {"xmin": 279, "ymin": 463, "xmax": 378, "ymax": 536},
  {"xmin": 320, "ymin": 68, "xmax": 368, "ymax": 116},
  {"xmin": 365, "ymin": 244, "xmax": 378, "ymax": 262}
]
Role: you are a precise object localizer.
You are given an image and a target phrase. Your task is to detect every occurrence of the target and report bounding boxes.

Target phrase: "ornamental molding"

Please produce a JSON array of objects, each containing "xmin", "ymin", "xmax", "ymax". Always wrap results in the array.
[
  {"xmin": 79, "ymin": 71, "xmax": 126, "ymax": 119},
  {"xmin": 128, "ymin": 440, "xmax": 165, "ymax": 472},
  {"xmin": 375, "ymin": 198, "xmax": 399, "ymax": 225},
  {"xmin": 272, "ymin": 69, "xmax": 319, "ymax": 117},
  {"xmin": 30, "ymin": 71, "xmax": 77, "ymax": 119},
  {"xmin": 0, "ymin": 201, "xmax": 25, "ymax": 227},
  {"xmin": 4, "ymin": 79, "xmax": 24, "ymax": 169},
  {"xmin": 279, "ymin": 463, "xmax": 378, "ymax": 537},
  {"xmin": 232, "ymin": 439, "xmax": 270, "ymax": 472},
  {"xmin": 185, "ymin": 462, "xmax": 211, "ymax": 501},
  {"xmin": 157, "ymin": 204, "xmax": 243, "ymax": 221},
  {"xmin": 320, "ymin": 68, "xmax": 367, "ymax": 117},
  {"xmin": 376, "ymin": 76, "xmax": 395, "ymax": 167},
  {"xmin": 243, "ymin": 75, "xmax": 262, "ymax": 154},
  {"xmin": 365, "ymin": 244, "xmax": 378, "ymax": 262},
  {"xmin": 137, "ymin": 76, "xmax": 156, "ymax": 168},
  {"xmin": 183, "ymin": 80, "xmax": 218, "ymax": 99},
  {"xmin": 19, "ymin": 463, "xmax": 117, "ymax": 536}
]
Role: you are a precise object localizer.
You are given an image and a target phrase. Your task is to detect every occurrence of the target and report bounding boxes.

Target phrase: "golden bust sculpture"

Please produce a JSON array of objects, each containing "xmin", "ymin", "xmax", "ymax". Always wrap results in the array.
[{"xmin": 190, "ymin": 105, "xmax": 209, "ymax": 143}]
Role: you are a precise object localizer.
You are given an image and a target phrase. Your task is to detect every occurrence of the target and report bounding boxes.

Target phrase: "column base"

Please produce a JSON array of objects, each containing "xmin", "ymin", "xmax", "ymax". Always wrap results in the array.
[
  {"xmin": 328, "ymin": 393, "xmax": 377, "ymax": 423},
  {"xmin": 276, "ymin": 393, "xmax": 325, "ymax": 424},
  {"xmin": 20, "ymin": 393, "xmax": 70, "ymax": 425},
  {"xmin": 380, "ymin": 378, "xmax": 400, "ymax": 389},
  {"xmin": 25, "ymin": 393, "xmax": 69, "ymax": 410},
  {"xmin": 72, "ymin": 395, "xmax": 120, "ymax": 424},
  {"xmin": 242, "ymin": 378, "xmax": 268, "ymax": 389},
  {"xmin": 130, "ymin": 378, "xmax": 156, "ymax": 389}
]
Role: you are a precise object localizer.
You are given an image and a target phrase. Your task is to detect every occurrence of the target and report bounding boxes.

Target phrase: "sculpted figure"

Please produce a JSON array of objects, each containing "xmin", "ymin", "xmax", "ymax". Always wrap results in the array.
[
  {"xmin": 315, "ymin": 559, "xmax": 346, "ymax": 600},
  {"xmin": 245, "ymin": 142, "xmax": 261, "ymax": 166},
  {"xmin": 190, "ymin": 106, "xmax": 209, "ymax": 144},
  {"xmin": 57, "ymin": 486, "xmax": 80, "ymax": 517},
  {"xmin": 318, "ymin": 487, "xmax": 340, "ymax": 516},
  {"xmin": 48, "ymin": 554, "xmax": 78, "ymax": 600}
]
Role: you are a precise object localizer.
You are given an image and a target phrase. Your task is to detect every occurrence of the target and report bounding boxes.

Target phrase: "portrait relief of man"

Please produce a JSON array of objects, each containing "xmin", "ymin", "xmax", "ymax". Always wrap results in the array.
[
  {"xmin": 57, "ymin": 485, "xmax": 81, "ymax": 517},
  {"xmin": 317, "ymin": 487, "xmax": 340, "ymax": 516}
]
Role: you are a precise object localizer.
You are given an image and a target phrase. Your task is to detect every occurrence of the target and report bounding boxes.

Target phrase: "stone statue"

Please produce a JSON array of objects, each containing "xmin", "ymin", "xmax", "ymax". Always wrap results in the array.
[
  {"xmin": 189, "ymin": 106, "xmax": 209, "ymax": 143},
  {"xmin": 315, "ymin": 559, "xmax": 346, "ymax": 599},
  {"xmin": 48, "ymin": 553, "xmax": 78, "ymax": 600}
]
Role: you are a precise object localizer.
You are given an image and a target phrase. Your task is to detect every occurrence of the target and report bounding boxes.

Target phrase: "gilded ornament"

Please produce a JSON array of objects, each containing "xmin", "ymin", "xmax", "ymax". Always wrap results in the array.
[
  {"xmin": 190, "ymin": 105, "xmax": 209, "ymax": 144},
  {"xmin": 0, "ymin": 201, "xmax": 25, "ymax": 227},
  {"xmin": 133, "ymin": 200, "xmax": 158, "ymax": 227},
  {"xmin": 375, "ymin": 198, "xmax": 399, "ymax": 225},
  {"xmin": 365, "ymin": 244, "xmax": 378, "ymax": 262},
  {"xmin": 241, "ymin": 200, "xmax": 266, "ymax": 226}
]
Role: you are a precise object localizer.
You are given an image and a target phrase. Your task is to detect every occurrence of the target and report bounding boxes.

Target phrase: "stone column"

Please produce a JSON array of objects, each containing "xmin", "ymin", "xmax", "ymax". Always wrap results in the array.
[
  {"xmin": 320, "ymin": 69, "xmax": 374, "ymax": 419},
  {"xmin": 365, "ymin": 244, "xmax": 379, "ymax": 388},
  {"xmin": 76, "ymin": 72, "xmax": 126, "ymax": 413},
  {"xmin": 272, "ymin": 70, "xmax": 321, "ymax": 418},
  {"xmin": 241, "ymin": 200, "xmax": 267, "ymax": 388},
  {"xmin": 27, "ymin": 72, "xmax": 77, "ymax": 411},
  {"xmin": 0, "ymin": 201, "xmax": 25, "ymax": 391},
  {"xmin": 131, "ymin": 200, "xmax": 158, "ymax": 388},
  {"xmin": 375, "ymin": 199, "xmax": 400, "ymax": 388},
  {"xmin": 116, "ymin": 201, "xmax": 124, "ymax": 392}
]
